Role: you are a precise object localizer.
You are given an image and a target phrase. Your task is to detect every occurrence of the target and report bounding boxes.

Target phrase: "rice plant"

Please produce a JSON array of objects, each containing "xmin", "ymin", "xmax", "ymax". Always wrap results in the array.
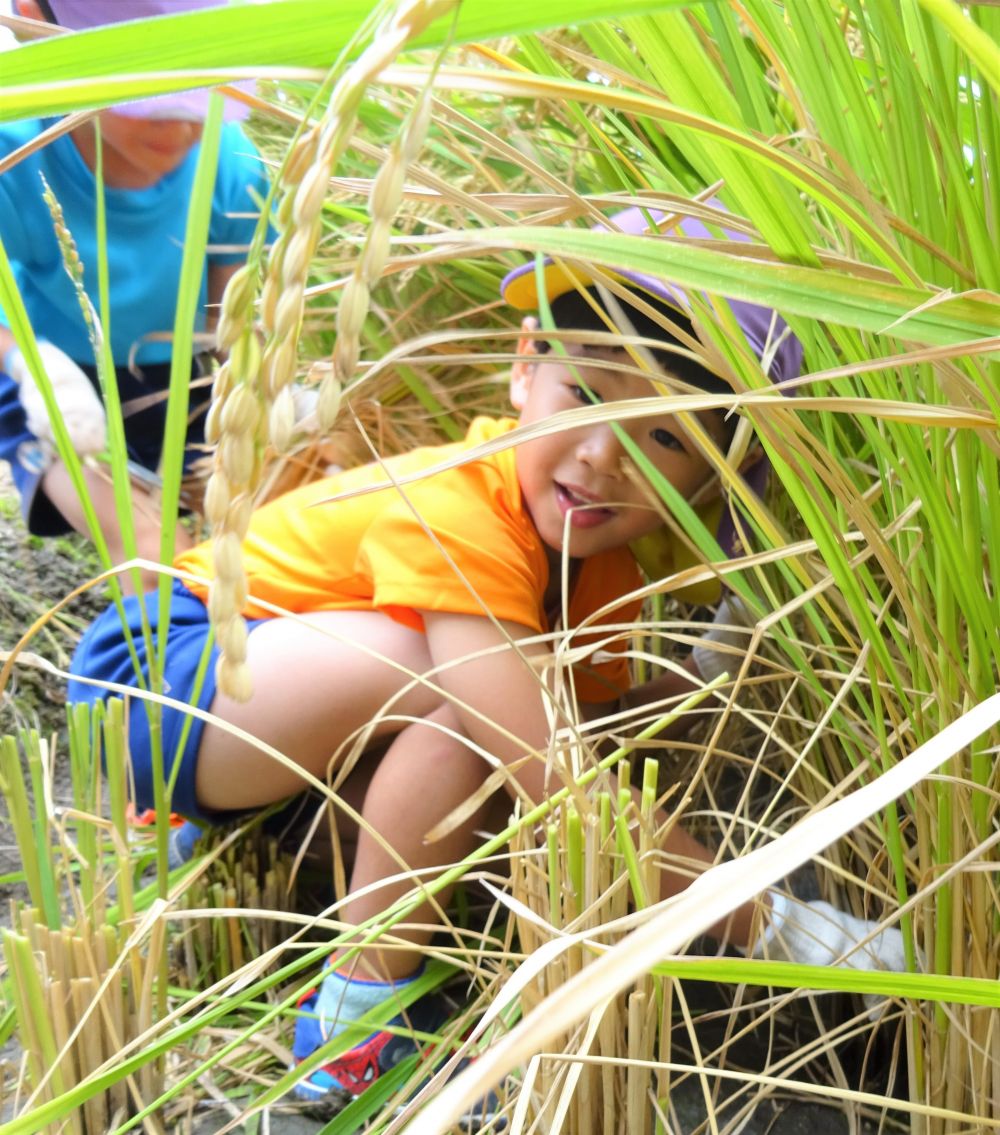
[
  {"xmin": 0, "ymin": 702, "xmax": 167, "ymax": 1133},
  {"xmin": 0, "ymin": 1, "xmax": 998, "ymax": 1132},
  {"xmin": 507, "ymin": 759, "xmax": 668, "ymax": 1133},
  {"xmin": 168, "ymin": 824, "xmax": 299, "ymax": 991}
]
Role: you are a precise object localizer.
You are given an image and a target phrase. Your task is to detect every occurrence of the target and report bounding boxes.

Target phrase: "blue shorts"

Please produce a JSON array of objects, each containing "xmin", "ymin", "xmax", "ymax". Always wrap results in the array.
[
  {"xmin": 0, "ymin": 356, "xmax": 210, "ymax": 536},
  {"xmin": 67, "ymin": 578, "xmax": 266, "ymax": 821}
]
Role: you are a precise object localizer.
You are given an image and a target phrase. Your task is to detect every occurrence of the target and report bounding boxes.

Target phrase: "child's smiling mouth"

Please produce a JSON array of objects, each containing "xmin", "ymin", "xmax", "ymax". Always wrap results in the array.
[{"xmin": 554, "ymin": 482, "xmax": 616, "ymax": 528}]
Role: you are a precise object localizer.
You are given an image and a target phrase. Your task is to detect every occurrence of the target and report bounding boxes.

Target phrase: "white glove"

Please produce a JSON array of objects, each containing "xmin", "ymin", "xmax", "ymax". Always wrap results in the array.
[
  {"xmin": 691, "ymin": 596, "xmax": 749, "ymax": 682},
  {"xmin": 752, "ymin": 890, "xmax": 908, "ymax": 972},
  {"xmin": 5, "ymin": 341, "xmax": 107, "ymax": 456}
]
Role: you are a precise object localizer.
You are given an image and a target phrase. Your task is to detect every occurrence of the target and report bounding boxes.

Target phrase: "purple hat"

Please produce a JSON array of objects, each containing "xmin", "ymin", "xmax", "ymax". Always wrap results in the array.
[
  {"xmin": 500, "ymin": 205, "xmax": 803, "ymax": 386},
  {"xmin": 43, "ymin": 0, "xmax": 251, "ymax": 122}
]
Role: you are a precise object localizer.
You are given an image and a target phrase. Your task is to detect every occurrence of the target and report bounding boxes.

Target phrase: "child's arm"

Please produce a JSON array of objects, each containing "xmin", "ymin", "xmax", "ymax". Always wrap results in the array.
[
  {"xmin": 421, "ymin": 606, "xmax": 727, "ymax": 772},
  {"xmin": 207, "ymin": 261, "xmax": 242, "ymax": 339},
  {"xmin": 421, "ymin": 609, "xmax": 592, "ymax": 804},
  {"xmin": 421, "ymin": 608, "xmax": 749, "ymax": 938},
  {"xmin": 599, "ymin": 599, "xmax": 747, "ymax": 735}
]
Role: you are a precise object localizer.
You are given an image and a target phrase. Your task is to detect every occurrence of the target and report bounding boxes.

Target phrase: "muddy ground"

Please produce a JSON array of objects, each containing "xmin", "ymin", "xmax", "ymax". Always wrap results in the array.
[
  {"xmin": 0, "ymin": 469, "xmax": 106, "ymax": 874},
  {"xmin": 0, "ymin": 473, "xmax": 883, "ymax": 1134}
]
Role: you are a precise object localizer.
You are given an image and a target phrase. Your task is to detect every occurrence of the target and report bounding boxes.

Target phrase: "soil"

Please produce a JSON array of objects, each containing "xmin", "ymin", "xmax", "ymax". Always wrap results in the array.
[
  {"xmin": 0, "ymin": 468, "xmax": 106, "ymax": 883},
  {"xmin": 0, "ymin": 472, "xmax": 880, "ymax": 1135}
]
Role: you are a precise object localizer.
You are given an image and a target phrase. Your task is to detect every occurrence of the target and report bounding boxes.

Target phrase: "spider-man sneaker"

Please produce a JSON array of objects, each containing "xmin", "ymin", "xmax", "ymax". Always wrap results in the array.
[
  {"xmin": 291, "ymin": 983, "xmax": 452, "ymax": 1104},
  {"xmin": 291, "ymin": 983, "xmax": 506, "ymax": 1128}
]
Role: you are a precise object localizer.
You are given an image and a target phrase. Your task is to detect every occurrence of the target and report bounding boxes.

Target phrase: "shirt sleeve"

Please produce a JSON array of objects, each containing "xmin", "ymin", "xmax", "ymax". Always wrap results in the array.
[
  {"xmin": 0, "ymin": 132, "xmax": 35, "ymax": 332},
  {"xmin": 208, "ymin": 126, "xmax": 274, "ymax": 267},
  {"xmin": 357, "ymin": 463, "xmax": 547, "ymax": 635}
]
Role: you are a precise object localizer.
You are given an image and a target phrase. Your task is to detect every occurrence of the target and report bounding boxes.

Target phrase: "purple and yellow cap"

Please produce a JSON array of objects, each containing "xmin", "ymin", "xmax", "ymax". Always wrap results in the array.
[
  {"xmin": 500, "ymin": 204, "xmax": 802, "ymax": 386},
  {"xmin": 41, "ymin": 0, "xmax": 251, "ymax": 122}
]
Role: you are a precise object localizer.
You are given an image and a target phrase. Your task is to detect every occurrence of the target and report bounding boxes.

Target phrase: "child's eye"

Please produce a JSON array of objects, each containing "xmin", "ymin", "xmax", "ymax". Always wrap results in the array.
[
  {"xmin": 569, "ymin": 383, "xmax": 602, "ymax": 405},
  {"xmin": 650, "ymin": 427, "xmax": 684, "ymax": 452}
]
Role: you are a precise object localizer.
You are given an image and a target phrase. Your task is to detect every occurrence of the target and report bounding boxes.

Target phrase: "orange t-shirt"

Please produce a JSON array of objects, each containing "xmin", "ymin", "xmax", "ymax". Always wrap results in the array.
[{"xmin": 176, "ymin": 417, "xmax": 645, "ymax": 700}]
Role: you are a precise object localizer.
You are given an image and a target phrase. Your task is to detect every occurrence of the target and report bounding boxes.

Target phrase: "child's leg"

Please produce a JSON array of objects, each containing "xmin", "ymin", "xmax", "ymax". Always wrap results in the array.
[
  {"xmin": 193, "ymin": 610, "xmax": 444, "ymax": 812},
  {"xmin": 41, "ymin": 460, "xmax": 192, "ymax": 593},
  {"xmin": 293, "ymin": 705, "xmax": 498, "ymax": 1104},
  {"xmin": 0, "ymin": 364, "xmax": 179, "ymax": 594},
  {"xmin": 335, "ymin": 704, "xmax": 500, "ymax": 981}
]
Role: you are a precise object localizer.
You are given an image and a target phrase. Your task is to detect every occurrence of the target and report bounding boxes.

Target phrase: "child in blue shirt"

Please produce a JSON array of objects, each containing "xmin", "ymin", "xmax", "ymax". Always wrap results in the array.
[{"xmin": 0, "ymin": 0, "xmax": 270, "ymax": 591}]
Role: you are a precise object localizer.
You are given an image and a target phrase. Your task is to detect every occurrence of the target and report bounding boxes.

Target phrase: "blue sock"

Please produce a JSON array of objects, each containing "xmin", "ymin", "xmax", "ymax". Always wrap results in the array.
[
  {"xmin": 292, "ymin": 961, "xmax": 426, "ymax": 1066},
  {"xmin": 291, "ymin": 963, "xmax": 427, "ymax": 1099},
  {"xmin": 315, "ymin": 967, "xmax": 421, "ymax": 1044},
  {"xmin": 167, "ymin": 819, "xmax": 203, "ymax": 868}
]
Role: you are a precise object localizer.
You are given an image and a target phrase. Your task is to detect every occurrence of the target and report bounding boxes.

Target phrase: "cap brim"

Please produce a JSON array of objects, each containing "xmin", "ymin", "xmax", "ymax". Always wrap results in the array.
[
  {"xmin": 500, "ymin": 256, "xmax": 685, "ymax": 312},
  {"xmin": 110, "ymin": 85, "xmax": 252, "ymax": 122},
  {"xmin": 501, "ymin": 258, "xmax": 576, "ymax": 310}
]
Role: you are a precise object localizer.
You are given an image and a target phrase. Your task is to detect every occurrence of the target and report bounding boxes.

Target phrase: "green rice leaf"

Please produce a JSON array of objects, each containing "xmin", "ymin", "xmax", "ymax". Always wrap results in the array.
[
  {"xmin": 0, "ymin": 0, "xmax": 688, "ymax": 121},
  {"xmin": 421, "ymin": 225, "xmax": 1000, "ymax": 346}
]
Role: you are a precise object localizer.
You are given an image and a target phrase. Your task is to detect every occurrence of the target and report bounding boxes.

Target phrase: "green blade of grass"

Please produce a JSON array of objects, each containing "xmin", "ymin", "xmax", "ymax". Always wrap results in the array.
[
  {"xmin": 415, "ymin": 225, "xmax": 1000, "ymax": 346},
  {"xmin": 0, "ymin": 0, "xmax": 691, "ymax": 121}
]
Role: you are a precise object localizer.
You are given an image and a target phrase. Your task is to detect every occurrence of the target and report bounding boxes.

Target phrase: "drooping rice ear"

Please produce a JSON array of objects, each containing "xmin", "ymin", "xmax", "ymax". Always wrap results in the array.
[{"xmin": 207, "ymin": 0, "xmax": 450, "ymax": 701}]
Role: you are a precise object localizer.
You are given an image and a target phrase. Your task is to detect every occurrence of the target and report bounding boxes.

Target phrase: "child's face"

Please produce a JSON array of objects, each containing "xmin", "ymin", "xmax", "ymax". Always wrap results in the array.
[
  {"xmin": 76, "ymin": 111, "xmax": 204, "ymax": 189},
  {"xmin": 17, "ymin": 1, "xmax": 206, "ymax": 190},
  {"xmin": 511, "ymin": 317, "xmax": 725, "ymax": 560}
]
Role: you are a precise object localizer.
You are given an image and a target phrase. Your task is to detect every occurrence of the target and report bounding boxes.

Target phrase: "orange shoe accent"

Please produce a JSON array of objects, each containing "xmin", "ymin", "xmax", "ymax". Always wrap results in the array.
[{"xmin": 125, "ymin": 804, "xmax": 185, "ymax": 828}]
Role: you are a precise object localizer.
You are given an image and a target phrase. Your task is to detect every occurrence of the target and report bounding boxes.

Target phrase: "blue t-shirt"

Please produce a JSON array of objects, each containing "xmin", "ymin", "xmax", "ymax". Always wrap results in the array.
[{"xmin": 0, "ymin": 119, "xmax": 270, "ymax": 367}]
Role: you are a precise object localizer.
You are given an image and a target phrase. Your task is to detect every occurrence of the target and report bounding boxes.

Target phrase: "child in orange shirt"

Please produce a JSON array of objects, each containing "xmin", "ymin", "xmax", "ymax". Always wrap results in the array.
[{"xmin": 68, "ymin": 207, "xmax": 907, "ymax": 1119}]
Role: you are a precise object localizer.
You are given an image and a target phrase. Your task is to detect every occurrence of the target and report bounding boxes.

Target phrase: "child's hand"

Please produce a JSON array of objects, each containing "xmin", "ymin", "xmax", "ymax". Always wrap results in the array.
[
  {"xmin": 752, "ymin": 891, "xmax": 908, "ymax": 972},
  {"xmin": 5, "ymin": 341, "xmax": 107, "ymax": 457}
]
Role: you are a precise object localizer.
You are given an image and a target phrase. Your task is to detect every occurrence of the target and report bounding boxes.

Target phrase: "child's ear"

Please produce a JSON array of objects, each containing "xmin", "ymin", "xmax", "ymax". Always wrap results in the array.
[
  {"xmin": 15, "ymin": 1, "xmax": 45, "ymax": 19},
  {"xmin": 510, "ymin": 316, "xmax": 540, "ymax": 410}
]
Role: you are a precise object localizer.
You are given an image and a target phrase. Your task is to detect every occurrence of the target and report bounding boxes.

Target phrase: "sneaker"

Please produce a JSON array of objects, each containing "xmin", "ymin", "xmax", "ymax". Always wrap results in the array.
[
  {"xmin": 167, "ymin": 819, "xmax": 203, "ymax": 868},
  {"xmin": 291, "ymin": 986, "xmax": 506, "ymax": 1128},
  {"xmin": 125, "ymin": 804, "xmax": 187, "ymax": 831},
  {"xmin": 292, "ymin": 985, "xmax": 450, "ymax": 1102},
  {"xmin": 127, "ymin": 805, "xmax": 201, "ymax": 868}
]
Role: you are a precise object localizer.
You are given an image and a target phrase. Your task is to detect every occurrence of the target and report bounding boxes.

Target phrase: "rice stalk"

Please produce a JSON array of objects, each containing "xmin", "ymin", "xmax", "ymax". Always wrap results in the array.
[
  {"xmin": 507, "ymin": 759, "xmax": 668, "ymax": 1133},
  {"xmin": 170, "ymin": 828, "xmax": 297, "ymax": 991},
  {"xmin": 0, "ymin": 704, "xmax": 167, "ymax": 1133},
  {"xmin": 206, "ymin": 1, "xmax": 458, "ymax": 701}
]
